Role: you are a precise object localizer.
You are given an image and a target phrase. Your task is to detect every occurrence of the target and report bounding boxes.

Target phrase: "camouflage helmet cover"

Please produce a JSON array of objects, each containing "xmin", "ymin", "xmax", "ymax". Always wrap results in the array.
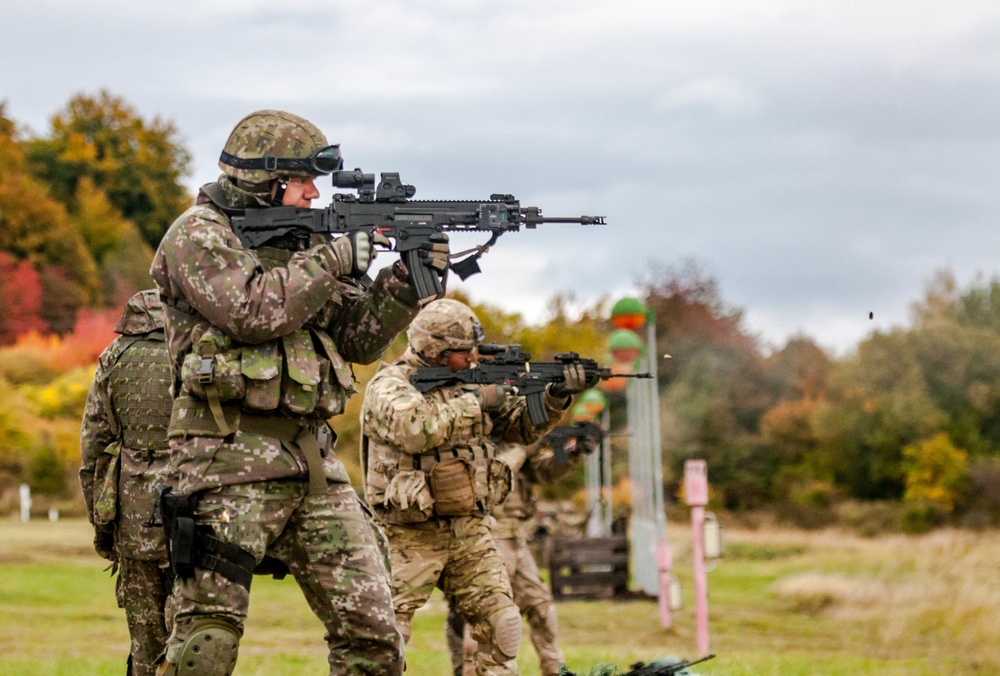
[
  {"xmin": 219, "ymin": 109, "xmax": 329, "ymax": 184},
  {"xmin": 407, "ymin": 299, "xmax": 484, "ymax": 360},
  {"xmin": 115, "ymin": 289, "xmax": 164, "ymax": 336}
]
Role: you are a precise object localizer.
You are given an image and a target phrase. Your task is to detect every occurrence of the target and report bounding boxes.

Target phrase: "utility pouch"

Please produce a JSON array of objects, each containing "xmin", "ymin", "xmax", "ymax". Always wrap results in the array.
[
  {"xmin": 242, "ymin": 342, "xmax": 281, "ymax": 412},
  {"xmin": 180, "ymin": 334, "xmax": 245, "ymax": 403},
  {"xmin": 313, "ymin": 331, "xmax": 355, "ymax": 418},
  {"xmin": 280, "ymin": 330, "xmax": 320, "ymax": 415},
  {"xmin": 430, "ymin": 457, "xmax": 478, "ymax": 517},
  {"xmin": 158, "ymin": 485, "xmax": 197, "ymax": 579},
  {"xmin": 93, "ymin": 445, "xmax": 122, "ymax": 526},
  {"xmin": 486, "ymin": 458, "xmax": 514, "ymax": 509}
]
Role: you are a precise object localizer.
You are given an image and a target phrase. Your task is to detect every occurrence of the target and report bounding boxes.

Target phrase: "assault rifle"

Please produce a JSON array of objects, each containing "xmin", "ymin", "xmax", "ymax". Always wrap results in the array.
[
  {"xmin": 230, "ymin": 170, "xmax": 605, "ymax": 300},
  {"xmin": 563, "ymin": 653, "xmax": 716, "ymax": 676},
  {"xmin": 410, "ymin": 343, "xmax": 651, "ymax": 426},
  {"xmin": 545, "ymin": 420, "xmax": 608, "ymax": 465}
]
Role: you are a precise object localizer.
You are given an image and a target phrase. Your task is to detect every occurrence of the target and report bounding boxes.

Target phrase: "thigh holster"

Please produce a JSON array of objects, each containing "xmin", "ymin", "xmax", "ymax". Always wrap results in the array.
[{"xmin": 158, "ymin": 486, "xmax": 255, "ymax": 590}]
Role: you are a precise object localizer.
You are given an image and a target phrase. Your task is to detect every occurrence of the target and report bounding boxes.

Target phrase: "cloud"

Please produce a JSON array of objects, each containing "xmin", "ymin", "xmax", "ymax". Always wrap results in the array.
[
  {"xmin": 4, "ymin": 0, "xmax": 1000, "ymax": 354},
  {"xmin": 656, "ymin": 78, "xmax": 763, "ymax": 116}
]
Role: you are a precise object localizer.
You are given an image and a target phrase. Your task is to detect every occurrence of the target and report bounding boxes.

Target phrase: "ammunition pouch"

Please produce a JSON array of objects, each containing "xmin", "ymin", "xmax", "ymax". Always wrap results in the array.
[
  {"xmin": 369, "ymin": 442, "xmax": 514, "ymax": 524},
  {"xmin": 429, "ymin": 457, "xmax": 477, "ymax": 516},
  {"xmin": 157, "ymin": 486, "xmax": 255, "ymax": 590},
  {"xmin": 177, "ymin": 326, "xmax": 356, "ymax": 437}
]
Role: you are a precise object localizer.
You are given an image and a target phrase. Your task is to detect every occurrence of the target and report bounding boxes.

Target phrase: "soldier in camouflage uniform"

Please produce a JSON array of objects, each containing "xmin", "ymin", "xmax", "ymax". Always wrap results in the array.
[
  {"xmin": 150, "ymin": 110, "xmax": 446, "ymax": 676},
  {"xmin": 446, "ymin": 438, "xmax": 592, "ymax": 676},
  {"xmin": 80, "ymin": 289, "xmax": 173, "ymax": 676},
  {"xmin": 360, "ymin": 299, "xmax": 588, "ymax": 676}
]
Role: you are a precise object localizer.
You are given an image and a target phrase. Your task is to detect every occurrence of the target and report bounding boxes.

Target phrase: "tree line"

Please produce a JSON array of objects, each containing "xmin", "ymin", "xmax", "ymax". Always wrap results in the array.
[
  {"xmin": 1, "ymin": 92, "xmax": 997, "ymax": 533},
  {"xmin": 0, "ymin": 91, "xmax": 190, "ymax": 342}
]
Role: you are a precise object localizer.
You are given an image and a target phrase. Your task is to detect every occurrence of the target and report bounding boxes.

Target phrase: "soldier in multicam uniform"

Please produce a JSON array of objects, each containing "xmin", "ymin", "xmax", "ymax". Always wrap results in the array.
[
  {"xmin": 80, "ymin": 289, "xmax": 173, "ymax": 676},
  {"xmin": 360, "ymin": 298, "xmax": 588, "ymax": 676},
  {"xmin": 446, "ymin": 438, "xmax": 593, "ymax": 676},
  {"xmin": 149, "ymin": 110, "xmax": 446, "ymax": 676}
]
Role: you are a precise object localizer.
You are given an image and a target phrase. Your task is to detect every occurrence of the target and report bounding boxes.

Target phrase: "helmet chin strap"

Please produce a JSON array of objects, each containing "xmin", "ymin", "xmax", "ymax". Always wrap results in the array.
[{"xmin": 270, "ymin": 179, "xmax": 288, "ymax": 207}]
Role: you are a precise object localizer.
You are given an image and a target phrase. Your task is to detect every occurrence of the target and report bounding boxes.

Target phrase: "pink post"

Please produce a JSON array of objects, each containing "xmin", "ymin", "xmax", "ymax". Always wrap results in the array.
[
  {"xmin": 657, "ymin": 537, "xmax": 673, "ymax": 628},
  {"xmin": 684, "ymin": 460, "xmax": 710, "ymax": 655}
]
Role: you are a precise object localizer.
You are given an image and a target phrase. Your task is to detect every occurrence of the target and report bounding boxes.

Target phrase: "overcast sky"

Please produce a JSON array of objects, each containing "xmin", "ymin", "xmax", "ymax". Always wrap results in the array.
[{"xmin": 4, "ymin": 0, "xmax": 1000, "ymax": 355}]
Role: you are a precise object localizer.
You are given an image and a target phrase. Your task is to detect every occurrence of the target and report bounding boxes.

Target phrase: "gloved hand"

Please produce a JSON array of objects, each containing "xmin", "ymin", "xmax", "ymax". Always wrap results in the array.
[
  {"xmin": 476, "ymin": 383, "xmax": 518, "ymax": 412},
  {"xmin": 547, "ymin": 363, "xmax": 588, "ymax": 397},
  {"xmin": 348, "ymin": 230, "xmax": 392, "ymax": 275},
  {"xmin": 418, "ymin": 233, "xmax": 450, "ymax": 274},
  {"xmin": 94, "ymin": 523, "xmax": 116, "ymax": 562},
  {"xmin": 325, "ymin": 231, "xmax": 391, "ymax": 277}
]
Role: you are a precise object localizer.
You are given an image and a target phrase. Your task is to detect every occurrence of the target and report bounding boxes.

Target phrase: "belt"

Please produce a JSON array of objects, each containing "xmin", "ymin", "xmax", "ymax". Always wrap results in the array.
[
  {"xmin": 404, "ymin": 445, "xmax": 494, "ymax": 472},
  {"xmin": 169, "ymin": 396, "xmax": 332, "ymax": 496},
  {"xmin": 237, "ymin": 415, "xmax": 331, "ymax": 496}
]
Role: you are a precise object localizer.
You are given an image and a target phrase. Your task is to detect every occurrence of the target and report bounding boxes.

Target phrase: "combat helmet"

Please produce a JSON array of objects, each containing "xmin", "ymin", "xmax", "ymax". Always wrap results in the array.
[
  {"xmin": 218, "ymin": 110, "xmax": 343, "ymax": 187},
  {"xmin": 407, "ymin": 299, "xmax": 485, "ymax": 360}
]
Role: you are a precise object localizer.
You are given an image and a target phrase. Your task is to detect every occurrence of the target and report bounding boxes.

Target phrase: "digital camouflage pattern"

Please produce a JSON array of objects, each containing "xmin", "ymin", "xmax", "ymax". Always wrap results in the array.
[
  {"xmin": 360, "ymin": 302, "xmax": 571, "ymax": 676},
  {"xmin": 80, "ymin": 289, "xmax": 173, "ymax": 676},
  {"xmin": 150, "ymin": 176, "xmax": 421, "ymax": 492},
  {"xmin": 167, "ymin": 480, "xmax": 401, "ymax": 675},
  {"xmin": 150, "ymin": 167, "xmax": 420, "ymax": 674},
  {"xmin": 220, "ymin": 109, "xmax": 329, "ymax": 184}
]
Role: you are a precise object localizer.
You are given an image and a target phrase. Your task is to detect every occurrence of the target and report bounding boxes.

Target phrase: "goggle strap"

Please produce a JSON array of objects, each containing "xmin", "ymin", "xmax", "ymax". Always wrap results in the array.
[{"xmin": 219, "ymin": 147, "xmax": 341, "ymax": 174}]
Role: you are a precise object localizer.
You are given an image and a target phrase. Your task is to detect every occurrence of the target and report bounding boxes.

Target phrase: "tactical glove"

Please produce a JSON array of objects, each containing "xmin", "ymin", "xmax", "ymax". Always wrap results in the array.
[
  {"xmin": 349, "ymin": 230, "xmax": 392, "ymax": 276},
  {"xmin": 547, "ymin": 363, "xmax": 588, "ymax": 397},
  {"xmin": 94, "ymin": 523, "xmax": 116, "ymax": 562},
  {"xmin": 323, "ymin": 231, "xmax": 387, "ymax": 277},
  {"xmin": 418, "ymin": 233, "xmax": 450, "ymax": 274},
  {"xmin": 476, "ymin": 383, "xmax": 518, "ymax": 412}
]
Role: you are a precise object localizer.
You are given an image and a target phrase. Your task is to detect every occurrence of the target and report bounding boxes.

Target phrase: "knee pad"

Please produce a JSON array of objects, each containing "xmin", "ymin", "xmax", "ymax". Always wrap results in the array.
[
  {"xmin": 166, "ymin": 619, "xmax": 240, "ymax": 675},
  {"xmin": 483, "ymin": 605, "xmax": 521, "ymax": 662}
]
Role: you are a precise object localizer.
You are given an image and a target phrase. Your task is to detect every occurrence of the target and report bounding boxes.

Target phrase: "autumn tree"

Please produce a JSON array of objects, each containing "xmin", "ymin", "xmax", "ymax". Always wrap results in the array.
[
  {"xmin": 0, "ymin": 103, "xmax": 98, "ymax": 333},
  {"xmin": 25, "ymin": 90, "xmax": 191, "ymax": 250},
  {"xmin": 637, "ymin": 259, "xmax": 777, "ymax": 508}
]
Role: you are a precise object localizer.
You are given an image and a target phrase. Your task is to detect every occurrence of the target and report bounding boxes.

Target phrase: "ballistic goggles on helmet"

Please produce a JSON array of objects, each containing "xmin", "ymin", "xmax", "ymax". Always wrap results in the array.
[{"xmin": 219, "ymin": 144, "xmax": 344, "ymax": 176}]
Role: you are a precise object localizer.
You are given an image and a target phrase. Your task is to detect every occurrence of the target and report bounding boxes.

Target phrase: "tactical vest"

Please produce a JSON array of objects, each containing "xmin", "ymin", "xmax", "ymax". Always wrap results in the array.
[
  {"xmin": 168, "ymin": 239, "xmax": 356, "ymax": 438},
  {"xmin": 93, "ymin": 330, "xmax": 172, "ymax": 561},
  {"xmin": 365, "ymin": 438, "xmax": 514, "ymax": 526},
  {"xmin": 109, "ymin": 332, "xmax": 172, "ymax": 450}
]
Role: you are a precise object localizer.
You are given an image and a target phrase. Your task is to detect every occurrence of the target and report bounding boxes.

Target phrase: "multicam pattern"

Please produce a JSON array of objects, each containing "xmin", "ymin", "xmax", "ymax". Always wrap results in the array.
[
  {"xmin": 361, "ymin": 348, "xmax": 569, "ymax": 520},
  {"xmin": 405, "ymin": 298, "xmax": 483, "ymax": 360},
  {"xmin": 384, "ymin": 517, "xmax": 519, "ymax": 676},
  {"xmin": 360, "ymin": 308, "xmax": 571, "ymax": 676},
  {"xmin": 450, "ymin": 442, "xmax": 581, "ymax": 676}
]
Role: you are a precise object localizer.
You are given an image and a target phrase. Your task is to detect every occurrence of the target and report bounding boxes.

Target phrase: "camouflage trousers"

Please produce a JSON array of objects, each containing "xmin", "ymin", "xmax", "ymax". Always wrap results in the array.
[
  {"xmin": 165, "ymin": 479, "xmax": 403, "ymax": 675},
  {"xmin": 115, "ymin": 557, "xmax": 172, "ymax": 676},
  {"xmin": 445, "ymin": 534, "xmax": 565, "ymax": 676},
  {"xmin": 382, "ymin": 516, "xmax": 520, "ymax": 676}
]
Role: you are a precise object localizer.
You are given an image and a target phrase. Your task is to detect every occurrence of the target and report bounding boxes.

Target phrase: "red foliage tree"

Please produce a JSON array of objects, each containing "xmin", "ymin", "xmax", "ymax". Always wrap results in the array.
[{"xmin": 0, "ymin": 252, "xmax": 46, "ymax": 344}]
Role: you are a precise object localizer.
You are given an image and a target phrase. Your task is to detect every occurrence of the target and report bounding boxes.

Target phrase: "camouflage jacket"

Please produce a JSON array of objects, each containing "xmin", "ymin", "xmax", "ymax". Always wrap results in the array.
[
  {"xmin": 79, "ymin": 290, "xmax": 171, "ymax": 561},
  {"xmin": 149, "ymin": 178, "xmax": 421, "ymax": 484},
  {"xmin": 360, "ymin": 348, "xmax": 569, "ymax": 524},
  {"xmin": 492, "ymin": 442, "xmax": 581, "ymax": 541}
]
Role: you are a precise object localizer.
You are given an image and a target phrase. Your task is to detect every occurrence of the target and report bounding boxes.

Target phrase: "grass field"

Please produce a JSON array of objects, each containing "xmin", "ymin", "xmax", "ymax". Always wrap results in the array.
[{"xmin": 1, "ymin": 517, "xmax": 996, "ymax": 675}]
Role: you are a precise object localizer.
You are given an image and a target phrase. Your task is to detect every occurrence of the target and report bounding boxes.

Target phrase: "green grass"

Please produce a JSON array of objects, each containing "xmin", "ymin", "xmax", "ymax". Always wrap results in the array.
[{"xmin": 1, "ymin": 518, "xmax": 996, "ymax": 674}]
